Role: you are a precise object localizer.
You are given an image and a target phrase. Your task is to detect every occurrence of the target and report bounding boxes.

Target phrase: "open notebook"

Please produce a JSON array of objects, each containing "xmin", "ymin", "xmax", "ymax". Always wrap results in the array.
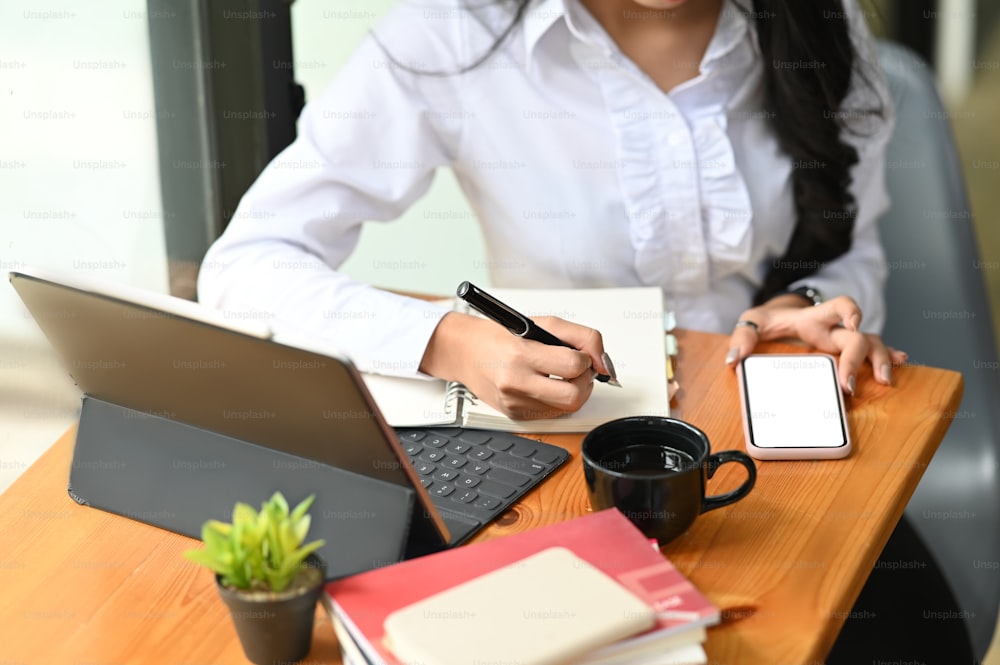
[{"xmin": 362, "ymin": 287, "xmax": 670, "ymax": 433}]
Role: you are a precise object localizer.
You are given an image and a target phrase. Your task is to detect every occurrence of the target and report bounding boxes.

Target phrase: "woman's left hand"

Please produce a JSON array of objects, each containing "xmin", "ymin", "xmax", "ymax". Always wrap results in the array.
[{"xmin": 725, "ymin": 295, "xmax": 908, "ymax": 395}]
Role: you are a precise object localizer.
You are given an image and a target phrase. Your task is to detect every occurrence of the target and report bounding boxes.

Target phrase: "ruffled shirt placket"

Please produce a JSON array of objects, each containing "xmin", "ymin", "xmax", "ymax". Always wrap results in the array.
[{"xmin": 565, "ymin": 2, "xmax": 757, "ymax": 305}]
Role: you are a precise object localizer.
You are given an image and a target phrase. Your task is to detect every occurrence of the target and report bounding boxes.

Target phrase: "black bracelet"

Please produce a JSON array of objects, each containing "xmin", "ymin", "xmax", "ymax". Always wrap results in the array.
[{"xmin": 788, "ymin": 285, "xmax": 824, "ymax": 306}]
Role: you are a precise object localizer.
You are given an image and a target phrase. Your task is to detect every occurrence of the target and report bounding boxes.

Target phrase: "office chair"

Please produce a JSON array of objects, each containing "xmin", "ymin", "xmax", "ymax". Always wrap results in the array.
[{"xmin": 876, "ymin": 40, "xmax": 1000, "ymax": 659}]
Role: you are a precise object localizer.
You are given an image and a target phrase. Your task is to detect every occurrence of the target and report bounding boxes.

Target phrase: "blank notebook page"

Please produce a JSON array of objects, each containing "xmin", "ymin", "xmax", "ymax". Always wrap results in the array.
[{"xmin": 362, "ymin": 287, "xmax": 670, "ymax": 432}]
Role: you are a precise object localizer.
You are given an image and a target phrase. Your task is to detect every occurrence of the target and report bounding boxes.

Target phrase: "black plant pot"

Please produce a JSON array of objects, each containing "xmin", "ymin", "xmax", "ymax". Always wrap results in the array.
[{"xmin": 216, "ymin": 558, "xmax": 326, "ymax": 665}]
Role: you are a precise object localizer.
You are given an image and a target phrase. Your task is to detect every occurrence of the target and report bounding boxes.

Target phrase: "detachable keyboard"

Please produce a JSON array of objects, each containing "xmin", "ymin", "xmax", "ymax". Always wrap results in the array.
[{"xmin": 395, "ymin": 427, "xmax": 570, "ymax": 545}]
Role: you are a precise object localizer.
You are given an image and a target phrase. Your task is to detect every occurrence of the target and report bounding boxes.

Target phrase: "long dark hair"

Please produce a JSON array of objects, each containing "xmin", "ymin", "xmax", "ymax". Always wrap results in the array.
[
  {"xmin": 381, "ymin": 0, "xmax": 880, "ymax": 304},
  {"xmin": 744, "ymin": 0, "xmax": 878, "ymax": 304}
]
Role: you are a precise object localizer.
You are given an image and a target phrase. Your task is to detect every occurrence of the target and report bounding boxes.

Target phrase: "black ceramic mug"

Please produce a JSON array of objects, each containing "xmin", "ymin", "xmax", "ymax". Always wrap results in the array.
[{"xmin": 582, "ymin": 416, "xmax": 757, "ymax": 544}]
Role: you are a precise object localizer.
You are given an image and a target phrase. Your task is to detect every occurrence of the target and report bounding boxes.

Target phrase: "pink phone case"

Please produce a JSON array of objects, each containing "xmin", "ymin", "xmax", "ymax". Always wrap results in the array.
[{"xmin": 736, "ymin": 354, "xmax": 852, "ymax": 461}]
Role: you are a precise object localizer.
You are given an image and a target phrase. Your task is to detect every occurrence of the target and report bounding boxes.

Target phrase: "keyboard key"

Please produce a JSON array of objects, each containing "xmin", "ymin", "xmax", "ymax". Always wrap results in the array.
[
  {"xmin": 432, "ymin": 483, "xmax": 455, "ymax": 497},
  {"xmin": 453, "ymin": 489, "xmax": 479, "ymax": 504},
  {"xmin": 398, "ymin": 428, "xmax": 570, "ymax": 535},
  {"xmin": 419, "ymin": 449, "xmax": 447, "ymax": 463},
  {"xmin": 413, "ymin": 461, "xmax": 435, "ymax": 475},
  {"xmin": 456, "ymin": 475, "xmax": 481, "ymax": 489},
  {"xmin": 446, "ymin": 441, "xmax": 472, "ymax": 455},
  {"xmin": 509, "ymin": 442, "xmax": 537, "ymax": 458},
  {"xmin": 458, "ymin": 431, "xmax": 492, "ymax": 445},
  {"xmin": 532, "ymin": 448, "xmax": 564, "ymax": 465},
  {"xmin": 486, "ymin": 467, "xmax": 531, "ymax": 487},
  {"xmin": 438, "ymin": 505, "xmax": 496, "ymax": 527},
  {"xmin": 436, "ymin": 508, "xmax": 484, "ymax": 535},
  {"xmin": 489, "ymin": 455, "xmax": 537, "ymax": 475},
  {"xmin": 474, "ymin": 496, "xmax": 502, "ymax": 511},
  {"xmin": 475, "ymin": 479, "xmax": 516, "ymax": 499},
  {"xmin": 433, "ymin": 468, "xmax": 459, "ymax": 482},
  {"xmin": 493, "ymin": 455, "xmax": 552, "ymax": 476},
  {"xmin": 443, "ymin": 455, "xmax": 468, "ymax": 469},
  {"xmin": 486, "ymin": 439, "xmax": 514, "ymax": 452},
  {"xmin": 524, "ymin": 462, "xmax": 546, "ymax": 476},
  {"xmin": 467, "ymin": 461, "xmax": 490, "ymax": 475}
]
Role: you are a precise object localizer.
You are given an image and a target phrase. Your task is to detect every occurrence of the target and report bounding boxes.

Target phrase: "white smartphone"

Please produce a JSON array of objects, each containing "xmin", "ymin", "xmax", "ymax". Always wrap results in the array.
[{"xmin": 736, "ymin": 354, "xmax": 851, "ymax": 460}]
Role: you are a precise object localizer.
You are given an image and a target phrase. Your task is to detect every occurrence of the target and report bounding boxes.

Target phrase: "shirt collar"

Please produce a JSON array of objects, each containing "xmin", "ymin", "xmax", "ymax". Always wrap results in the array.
[
  {"xmin": 522, "ymin": 0, "xmax": 569, "ymax": 63},
  {"xmin": 523, "ymin": 0, "xmax": 759, "ymax": 71},
  {"xmin": 702, "ymin": 1, "xmax": 757, "ymax": 71}
]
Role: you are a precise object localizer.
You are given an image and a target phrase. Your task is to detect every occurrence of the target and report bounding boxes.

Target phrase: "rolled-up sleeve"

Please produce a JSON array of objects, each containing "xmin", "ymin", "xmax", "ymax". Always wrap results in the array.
[{"xmin": 198, "ymin": 13, "xmax": 458, "ymax": 377}]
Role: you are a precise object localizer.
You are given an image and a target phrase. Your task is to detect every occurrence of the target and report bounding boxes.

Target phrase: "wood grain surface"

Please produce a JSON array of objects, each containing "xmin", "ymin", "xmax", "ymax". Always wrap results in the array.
[{"xmin": 0, "ymin": 330, "xmax": 962, "ymax": 665}]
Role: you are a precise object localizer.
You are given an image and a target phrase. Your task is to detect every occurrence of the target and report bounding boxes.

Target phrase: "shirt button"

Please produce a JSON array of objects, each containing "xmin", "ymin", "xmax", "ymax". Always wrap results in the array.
[{"xmin": 667, "ymin": 131, "xmax": 685, "ymax": 147}]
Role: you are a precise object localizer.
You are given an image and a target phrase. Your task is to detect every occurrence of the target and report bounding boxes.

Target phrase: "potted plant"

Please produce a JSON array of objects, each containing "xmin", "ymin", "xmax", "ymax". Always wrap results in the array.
[{"xmin": 185, "ymin": 491, "xmax": 326, "ymax": 665}]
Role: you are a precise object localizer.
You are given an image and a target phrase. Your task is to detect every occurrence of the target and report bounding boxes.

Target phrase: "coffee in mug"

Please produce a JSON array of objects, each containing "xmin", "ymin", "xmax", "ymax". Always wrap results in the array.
[{"xmin": 582, "ymin": 416, "xmax": 757, "ymax": 544}]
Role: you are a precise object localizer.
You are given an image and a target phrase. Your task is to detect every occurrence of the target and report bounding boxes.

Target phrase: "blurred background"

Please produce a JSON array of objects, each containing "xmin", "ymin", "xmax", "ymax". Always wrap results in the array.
[{"xmin": 0, "ymin": 0, "xmax": 998, "ymax": 659}]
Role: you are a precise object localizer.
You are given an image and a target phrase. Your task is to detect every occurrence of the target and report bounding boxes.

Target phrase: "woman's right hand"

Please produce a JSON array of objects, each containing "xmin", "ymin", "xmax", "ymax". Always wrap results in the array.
[{"xmin": 419, "ymin": 312, "xmax": 611, "ymax": 420}]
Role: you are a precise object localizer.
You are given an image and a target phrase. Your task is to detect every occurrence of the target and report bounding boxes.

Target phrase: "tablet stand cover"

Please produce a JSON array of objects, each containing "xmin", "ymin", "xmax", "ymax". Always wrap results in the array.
[
  {"xmin": 72, "ymin": 396, "xmax": 423, "ymax": 580},
  {"xmin": 10, "ymin": 269, "xmax": 450, "ymax": 580}
]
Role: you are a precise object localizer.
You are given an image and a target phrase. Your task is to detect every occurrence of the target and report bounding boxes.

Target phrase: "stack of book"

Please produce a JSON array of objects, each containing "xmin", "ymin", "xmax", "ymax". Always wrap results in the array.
[{"xmin": 323, "ymin": 510, "xmax": 718, "ymax": 665}]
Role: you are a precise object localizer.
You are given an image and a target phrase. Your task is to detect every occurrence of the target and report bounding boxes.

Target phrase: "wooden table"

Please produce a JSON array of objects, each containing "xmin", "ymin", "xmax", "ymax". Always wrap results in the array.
[{"xmin": 0, "ymin": 330, "xmax": 963, "ymax": 665}]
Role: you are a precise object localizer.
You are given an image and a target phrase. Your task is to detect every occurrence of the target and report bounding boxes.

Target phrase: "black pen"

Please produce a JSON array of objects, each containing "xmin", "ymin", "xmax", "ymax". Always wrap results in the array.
[{"xmin": 456, "ymin": 281, "xmax": 621, "ymax": 387}]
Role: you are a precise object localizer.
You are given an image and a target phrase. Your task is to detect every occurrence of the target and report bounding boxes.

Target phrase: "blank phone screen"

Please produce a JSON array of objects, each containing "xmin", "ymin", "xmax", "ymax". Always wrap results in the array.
[{"xmin": 741, "ymin": 354, "xmax": 848, "ymax": 449}]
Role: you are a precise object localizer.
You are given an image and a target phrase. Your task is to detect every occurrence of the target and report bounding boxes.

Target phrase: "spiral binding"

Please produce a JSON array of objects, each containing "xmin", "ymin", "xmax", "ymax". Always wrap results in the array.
[
  {"xmin": 444, "ymin": 381, "xmax": 476, "ymax": 424},
  {"xmin": 444, "ymin": 381, "xmax": 477, "ymax": 406}
]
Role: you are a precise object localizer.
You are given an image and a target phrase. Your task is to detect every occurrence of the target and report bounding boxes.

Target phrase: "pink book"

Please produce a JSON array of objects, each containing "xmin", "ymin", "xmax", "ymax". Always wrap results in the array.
[{"xmin": 323, "ymin": 509, "xmax": 718, "ymax": 665}]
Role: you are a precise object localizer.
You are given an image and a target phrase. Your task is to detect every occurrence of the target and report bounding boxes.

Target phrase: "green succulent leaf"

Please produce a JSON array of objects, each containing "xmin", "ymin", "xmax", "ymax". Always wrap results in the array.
[
  {"xmin": 293, "ymin": 514, "xmax": 311, "ymax": 544},
  {"xmin": 184, "ymin": 492, "xmax": 323, "ymax": 592},
  {"xmin": 183, "ymin": 548, "xmax": 228, "ymax": 575},
  {"xmin": 270, "ymin": 491, "xmax": 289, "ymax": 516},
  {"xmin": 233, "ymin": 502, "xmax": 258, "ymax": 527},
  {"xmin": 283, "ymin": 539, "xmax": 325, "ymax": 571},
  {"xmin": 290, "ymin": 495, "xmax": 315, "ymax": 523},
  {"xmin": 278, "ymin": 521, "xmax": 298, "ymax": 557},
  {"xmin": 204, "ymin": 520, "xmax": 232, "ymax": 536}
]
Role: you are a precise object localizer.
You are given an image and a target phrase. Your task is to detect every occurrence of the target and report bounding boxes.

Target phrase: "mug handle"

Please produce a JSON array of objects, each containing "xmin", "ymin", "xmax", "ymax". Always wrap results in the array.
[{"xmin": 701, "ymin": 450, "xmax": 757, "ymax": 512}]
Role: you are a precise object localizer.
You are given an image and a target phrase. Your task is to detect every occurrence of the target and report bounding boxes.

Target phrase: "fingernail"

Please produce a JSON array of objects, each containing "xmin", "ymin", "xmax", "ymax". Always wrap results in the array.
[
  {"xmin": 880, "ymin": 363, "xmax": 892, "ymax": 385},
  {"xmin": 847, "ymin": 375, "xmax": 856, "ymax": 396},
  {"xmin": 668, "ymin": 380, "xmax": 680, "ymax": 400},
  {"xmin": 725, "ymin": 347, "xmax": 739, "ymax": 365},
  {"xmin": 849, "ymin": 314, "xmax": 860, "ymax": 331},
  {"xmin": 601, "ymin": 352, "xmax": 618, "ymax": 382}
]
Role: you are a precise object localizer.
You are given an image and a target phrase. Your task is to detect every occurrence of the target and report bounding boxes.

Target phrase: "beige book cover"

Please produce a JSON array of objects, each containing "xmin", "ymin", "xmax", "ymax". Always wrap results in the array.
[{"xmin": 382, "ymin": 547, "xmax": 657, "ymax": 665}]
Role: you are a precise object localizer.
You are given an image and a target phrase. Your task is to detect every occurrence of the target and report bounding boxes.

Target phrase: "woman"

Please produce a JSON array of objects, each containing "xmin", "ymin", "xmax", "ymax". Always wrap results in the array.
[
  {"xmin": 200, "ymin": 3, "xmax": 976, "ymax": 660},
  {"xmin": 198, "ymin": 0, "xmax": 906, "ymax": 420}
]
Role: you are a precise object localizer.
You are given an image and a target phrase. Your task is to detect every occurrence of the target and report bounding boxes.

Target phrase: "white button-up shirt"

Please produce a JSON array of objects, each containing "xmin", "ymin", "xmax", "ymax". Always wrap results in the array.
[{"xmin": 198, "ymin": 0, "xmax": 892, "ymax": 378}]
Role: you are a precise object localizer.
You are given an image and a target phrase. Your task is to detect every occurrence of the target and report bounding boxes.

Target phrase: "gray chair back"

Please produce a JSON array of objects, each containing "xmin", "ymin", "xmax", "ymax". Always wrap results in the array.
[{"xmin": 877, "ymin": 40, "xmax": 1000, "ymax": 658}]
